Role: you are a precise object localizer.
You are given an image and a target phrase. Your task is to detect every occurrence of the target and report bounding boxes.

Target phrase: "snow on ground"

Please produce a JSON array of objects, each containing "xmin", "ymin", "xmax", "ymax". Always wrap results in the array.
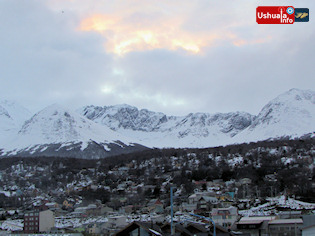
[
  {"xmin": 239, "ymin": 196, "xmax": 315, "ymax": 216},
  {"xmin": 55, "ymin": 216, "xmax": 107, "ymax": 229},
  {"xmin": 0, "ymin": 219, "xmax": 23, "ymax": 231},
  {"xmin": 0, "ymin": 190, "xmax": 11, "ymax": 197},
  {"xmin": 228, "ymin": 156, "xmax": 244, "ymax": 167}
]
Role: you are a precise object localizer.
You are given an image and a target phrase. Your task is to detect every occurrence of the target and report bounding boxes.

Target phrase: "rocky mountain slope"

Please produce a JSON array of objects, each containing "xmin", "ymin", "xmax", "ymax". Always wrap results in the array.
[
  {"xmin": 0, "ymin": 104, "xmax": 146, "ymax": 158},
  {"xmin": 0, "ymin": 88, "xmax": 314, "ymax": 158},
  {"xmin": 79, "ymin": 89, "xmax": 314, "ymax": 148},
  {"xmin": 78, "ymin": 106, "xmax": 255, "ymax": 148}
]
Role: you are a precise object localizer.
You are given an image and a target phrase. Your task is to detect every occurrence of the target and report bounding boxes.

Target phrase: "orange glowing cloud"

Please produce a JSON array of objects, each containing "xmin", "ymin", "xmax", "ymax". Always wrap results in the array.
[
  {"xmin": 78, "ymin": 4, "xmax": 271, "ymax": 56},
  {"xmin": 79, "ymin": 14, "xmax": 219, "ymax": 55}
]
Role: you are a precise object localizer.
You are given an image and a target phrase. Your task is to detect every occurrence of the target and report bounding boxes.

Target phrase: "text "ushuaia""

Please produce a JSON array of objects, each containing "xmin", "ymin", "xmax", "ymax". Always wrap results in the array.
[{"xmin": 256, "ymin": 6, "xmax": 295, "ymax": 24}]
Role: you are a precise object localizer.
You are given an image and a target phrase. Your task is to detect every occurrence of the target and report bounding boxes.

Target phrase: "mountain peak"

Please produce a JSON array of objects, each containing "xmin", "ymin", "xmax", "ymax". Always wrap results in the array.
[
  {"xmin": 234, "ymin": 89, "xmax": 315, "ymax": 143},
  {"xmin": 273, "ymin": 88, "xmax": 315, "ymax": 104},
  {"xmin": 0, "ymin": 103, "xmax": 143, "ymax": 157}
]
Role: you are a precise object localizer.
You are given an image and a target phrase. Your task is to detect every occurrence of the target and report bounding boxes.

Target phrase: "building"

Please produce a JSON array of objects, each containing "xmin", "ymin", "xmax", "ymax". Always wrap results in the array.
[
  {"xmin": 211, "ymin": 206, "xmax": 238, "ymax": 228},
  {"xmin": 268, "ymin": 218, "xmax": 303, "ymax": 236},
  {"xmin": 302, "ymin": 224, "xmax": 315, "ymax": 236},
  {"xmin": 39, "ymin": 210, "xmax": 55, "ymax": 232},
  {"xmin": 234, "ymin": 216, "xmax": 276, "ymax": 236},
  {"xmin": 24, "ymin": 210, "xmax": 55, "ymax": 233},
  {"xmin": 113, "ymin": 221, "xmax": 233, "ymax": 236},
  {"xmin": 147, "ymin": 199, "xmax": 164, "ymax": 214},
  {"xmin": 24, "ymin": 211, "xmax": 40, "ymax": 233},
  {"xmin": 104, "ymin": 215, "xmax": 128, "ymax": 232},
  {"xmin": 113, "ymin": 221, "xmax": 162, "ymax": 236},
  {"xmin": 196, "ymin": 196, "xmax": 218, "ymax": 212}
]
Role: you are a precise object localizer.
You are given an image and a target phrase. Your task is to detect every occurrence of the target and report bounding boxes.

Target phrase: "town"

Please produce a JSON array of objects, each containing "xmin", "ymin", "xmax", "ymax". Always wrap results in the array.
[{"xmin": 0, "ymin": 138, "xmax": 315, "ymax": 235}]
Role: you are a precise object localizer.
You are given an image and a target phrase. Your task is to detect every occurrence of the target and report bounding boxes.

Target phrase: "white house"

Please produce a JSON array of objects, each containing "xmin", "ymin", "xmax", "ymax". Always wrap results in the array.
[
  {"xmin": 211, "ymin": 206, "xmax": 238, "ymax": 228},
  {"xmin": 39, "ymin": 210, "xmax": 55, "ymax": 232}
]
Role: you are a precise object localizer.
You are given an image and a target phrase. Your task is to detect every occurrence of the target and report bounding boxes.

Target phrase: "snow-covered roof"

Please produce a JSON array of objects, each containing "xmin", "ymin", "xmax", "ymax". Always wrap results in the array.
[
  {"xmin": 239, "ymin": 216, "xmax": 276, "ymax": 224},
  {"xmin": 269, "ymin": 219, "xmax": 303, "ymax": 225}
]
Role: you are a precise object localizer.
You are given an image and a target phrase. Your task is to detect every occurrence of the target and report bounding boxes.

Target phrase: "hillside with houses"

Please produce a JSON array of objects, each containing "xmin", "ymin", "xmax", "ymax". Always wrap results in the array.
[{"xmin": 0, "ymin": 137, "xmax": 315, "ymax": 235}]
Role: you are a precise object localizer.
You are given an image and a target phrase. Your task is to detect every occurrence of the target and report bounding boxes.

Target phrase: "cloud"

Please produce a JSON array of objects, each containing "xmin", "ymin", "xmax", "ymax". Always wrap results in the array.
[
  {"xmin": 76, "ymin": 0, "xmax": 268, "ymax": 56},
  {"xmin": 0, "ymin": 0, "xmax": 113, "ymax": 111},
  {"xmin": 79, "ymin": 14, "xmax": 216, "ymax": 55},
  {"xmin": 0, "ymin": 0, "xmax": 314, "ymax": 116}
]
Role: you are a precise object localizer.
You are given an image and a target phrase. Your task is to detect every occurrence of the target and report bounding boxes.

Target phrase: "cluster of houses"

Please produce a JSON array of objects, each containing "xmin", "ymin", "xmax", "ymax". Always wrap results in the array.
[
  {"xmin": 14, "ymin": 207, "xmax": 315, "ymax": 236},
  {"xmin": 1, "ymin": 151, "xmax": 315, "ymax": 235},
  {"xmin": 3, "ymin": 190, "xmax": 312, "ymax": 236}
]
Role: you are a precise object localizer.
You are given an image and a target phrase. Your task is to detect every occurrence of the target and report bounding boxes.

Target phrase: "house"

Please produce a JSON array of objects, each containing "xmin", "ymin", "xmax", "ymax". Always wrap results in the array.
[
  {"xmin": 181, "ymin": 202, "xmax": 198, "ymax": 212},
  {"xmin": 73, "ymin": 207, "xmax": 88, "ymax": 217},
  {"xmin": 268, "ymin": 218, "xmax": 303, "ymax": 236},
  {"xmin": 188, "ymin": 192, "xmax": 215, "ymax": 205},
  {"xmin": 234, "ymin": 216, "xmax": 276, "ymax": 236},
  {"xmin": 113, "ymin": 221, "xmax": 163, "ymax": 236},
  {"xmin": 24, "ymin": 210, "xmax": 55, "ymax": 233},
  {"xmin": 147, "ymin": 199, "xmax": 164, "ymax": 214},
  {"xmin": 87, "ymin": 223, "xmax": 102, "ymax": 235},
  {"xmin": 63, "ymin": 199, "xmax": 74, "ymax": 209},
  {"xmin": 114, "ymin": 221, "xmax": 230, "ymax": 236},
  {"xmin": 86, "ymin": 204, "xmax": 101, "ymax": 216},
  {"xmin": 45, "ymin": 202, "xmax": 59, "ymax": 211},
  {"xmin": 211, "ymin": 206, "xmax": 238, "ymax": 229},
  {"xmin": 196, "ymin": 196, "xmax": 218, "ymax": 212},
  {"xmin": 105, "ymin": 215, "xmax": 128, "ymax": 230},
  {"xmin": 39, "ymin": 210, "xmax": 55, "ymax": 232},
  {"xmin": 160, "ymin": 223, "xmax": 195, "ymax": 235}
]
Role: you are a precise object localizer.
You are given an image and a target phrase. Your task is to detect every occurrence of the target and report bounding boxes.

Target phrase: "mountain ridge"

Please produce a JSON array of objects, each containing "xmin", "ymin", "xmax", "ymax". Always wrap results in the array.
[
  {"xmin": 0, "ymin": 88, "xmax": 314, "ymax": 158},
  {"xmin": 0, "ymin": 104, "xmax": 147, "ymax": 158}
]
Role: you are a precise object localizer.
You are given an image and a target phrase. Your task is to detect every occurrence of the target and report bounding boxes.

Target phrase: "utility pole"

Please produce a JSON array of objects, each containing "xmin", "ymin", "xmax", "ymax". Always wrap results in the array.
[{"xmin": 170, "ymin": 186, "xmax": 174, "ymax": 235}]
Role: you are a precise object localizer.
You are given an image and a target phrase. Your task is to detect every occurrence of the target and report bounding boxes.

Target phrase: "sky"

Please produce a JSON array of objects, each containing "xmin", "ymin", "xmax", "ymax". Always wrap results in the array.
[{"xmin": 0, "ymin": 0, "xmax": 314, "ymax": 116}]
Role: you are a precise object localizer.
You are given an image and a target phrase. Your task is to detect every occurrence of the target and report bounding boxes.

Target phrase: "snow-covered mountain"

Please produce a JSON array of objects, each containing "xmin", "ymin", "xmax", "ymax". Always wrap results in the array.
[
  {"xmin": 234, "ymin": 89, "xmax": 315, "ymax": 143},
  {"xmin": 78, "ymin": 105, "xmax": 255, "ymax": 148},
  {"xmin": 0, "ymin": 88, "xmax": 314, "ymax": 158},
  {"xmin": 0, "ymin": 104, "xmax": 146, "ymax": 158},
  {"xmin": 0, "ymin": 100, "xmax": 32, "ymax": 143},
  {"xmin": 79, "ymin": 89, "xmax": 315, "ymax": 148}
]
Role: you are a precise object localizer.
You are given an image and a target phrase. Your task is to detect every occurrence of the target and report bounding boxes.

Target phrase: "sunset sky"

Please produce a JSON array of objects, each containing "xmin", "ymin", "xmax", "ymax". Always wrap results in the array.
[{"xmin": 0, "ymin": 0, "xmax": 314, "ymax": 115}]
